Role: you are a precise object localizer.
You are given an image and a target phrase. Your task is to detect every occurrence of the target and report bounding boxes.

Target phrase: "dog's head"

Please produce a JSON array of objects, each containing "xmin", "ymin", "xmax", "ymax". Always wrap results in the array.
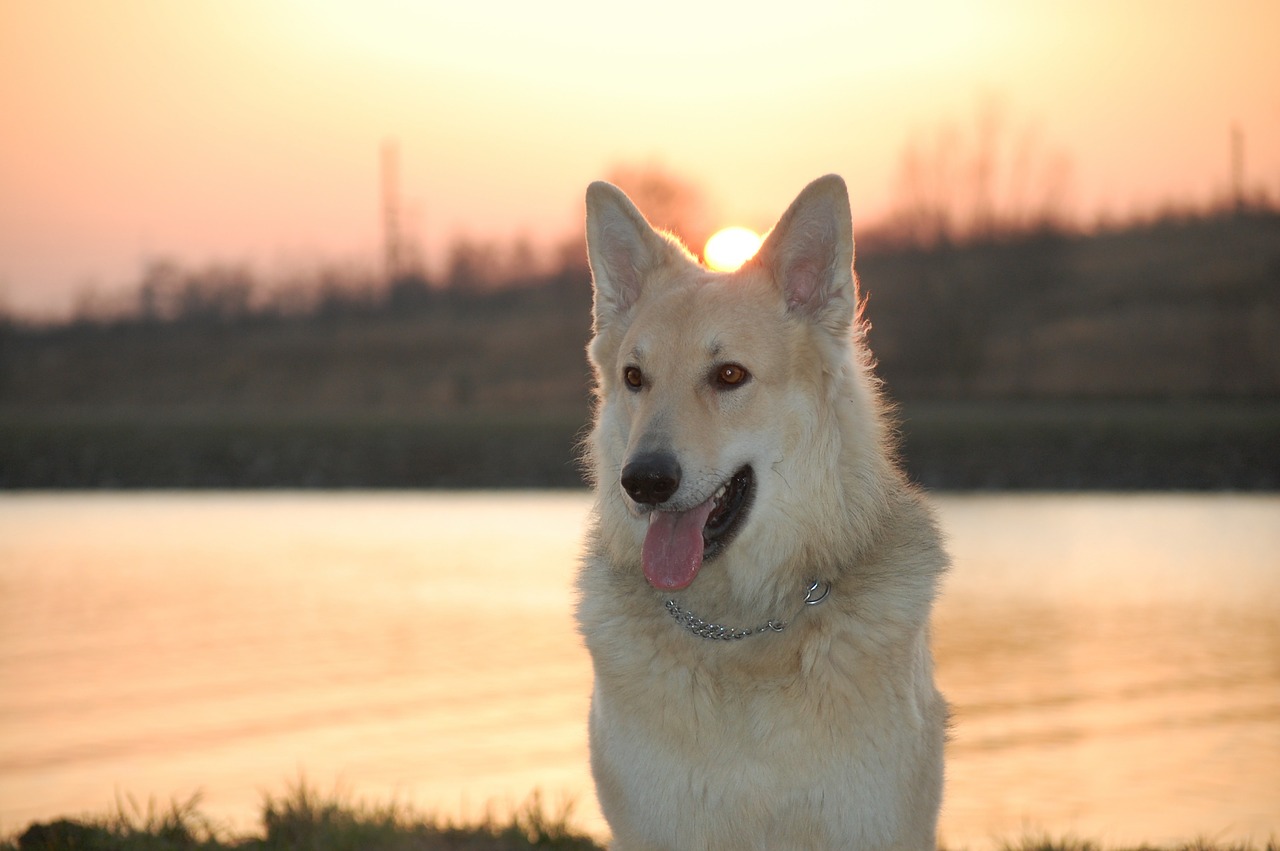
[{"xmin": 584, "ymin": 175, "xmax": 883, "ymax": 601}]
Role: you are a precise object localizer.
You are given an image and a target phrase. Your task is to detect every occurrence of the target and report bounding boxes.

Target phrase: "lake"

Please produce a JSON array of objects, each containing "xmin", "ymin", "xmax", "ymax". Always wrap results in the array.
[{"xmin": 1, "ymin": 492, "xmax": 1277, "ymax": 848}]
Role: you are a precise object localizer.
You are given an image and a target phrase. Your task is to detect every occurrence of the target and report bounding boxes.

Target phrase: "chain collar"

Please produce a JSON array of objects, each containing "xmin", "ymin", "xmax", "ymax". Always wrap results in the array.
[{"xmin": 664, "ymin": 580, "xmax": 831, "ymax": 641}]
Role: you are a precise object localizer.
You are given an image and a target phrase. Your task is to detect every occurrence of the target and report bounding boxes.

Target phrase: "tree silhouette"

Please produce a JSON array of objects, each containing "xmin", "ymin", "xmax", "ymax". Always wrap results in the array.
[
  {"xmin": 135, "ymin": 259, "xmax": 255, "ymax": 323},
  {"xmin": 604, "ymin": 162, "xmax": 713, "ymax": 256},
  {"xmin": 886, "ymin": 99, "xmax": 1075, "ymax": 248}
]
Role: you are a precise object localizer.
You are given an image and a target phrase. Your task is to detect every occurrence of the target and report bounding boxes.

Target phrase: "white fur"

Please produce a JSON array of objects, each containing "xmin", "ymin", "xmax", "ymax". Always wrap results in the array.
[{"xmin": 577, "ymin": 175, "xmax": 949, "ymax": 850}]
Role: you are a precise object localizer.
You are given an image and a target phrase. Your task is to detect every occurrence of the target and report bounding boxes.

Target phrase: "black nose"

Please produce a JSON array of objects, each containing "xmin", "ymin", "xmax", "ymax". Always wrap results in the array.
[{"xmin": 621, "ymin": 453, "xmax": 682, "ymax": 505}]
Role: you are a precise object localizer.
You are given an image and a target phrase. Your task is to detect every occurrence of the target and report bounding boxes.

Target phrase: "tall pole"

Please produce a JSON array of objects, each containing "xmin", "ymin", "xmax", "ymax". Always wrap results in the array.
[{"xmin": 381, "ymin": 139, "xmax": 402, "ymax": 282}]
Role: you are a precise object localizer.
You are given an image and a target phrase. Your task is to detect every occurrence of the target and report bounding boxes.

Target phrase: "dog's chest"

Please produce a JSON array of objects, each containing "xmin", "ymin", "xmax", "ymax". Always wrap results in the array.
[
  {"xmin": 605, "ymin": 630, "xmax": 883, "ymax": 756},
  {"xmin": 590, "ymin": 650, "xmax": 905, "ymax": 849}
]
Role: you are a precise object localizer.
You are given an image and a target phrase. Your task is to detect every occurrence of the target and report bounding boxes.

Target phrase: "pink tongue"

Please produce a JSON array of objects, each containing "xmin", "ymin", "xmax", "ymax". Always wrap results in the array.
[{"xmin": 642, "ymin": 499, "xmax": 716, "ymax": 590}]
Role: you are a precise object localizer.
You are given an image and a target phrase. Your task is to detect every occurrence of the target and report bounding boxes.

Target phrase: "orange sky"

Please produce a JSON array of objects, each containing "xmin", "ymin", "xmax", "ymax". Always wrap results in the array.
[{"xmin": 1, "ymin": 0, "xmax": 1278, "ymax": 317}]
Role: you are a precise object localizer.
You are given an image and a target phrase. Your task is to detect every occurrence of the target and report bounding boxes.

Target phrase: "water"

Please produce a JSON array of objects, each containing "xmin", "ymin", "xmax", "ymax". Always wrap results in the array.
[{"xmin": 1, "ymin": 492, "xmax": 1276, "ymax": 848}]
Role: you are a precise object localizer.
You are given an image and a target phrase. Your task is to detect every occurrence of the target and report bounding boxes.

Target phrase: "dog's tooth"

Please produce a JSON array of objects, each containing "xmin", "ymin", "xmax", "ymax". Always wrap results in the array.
[{"xmin": 714, "ymin": 484, "xmax": 727, "ymax": 503}]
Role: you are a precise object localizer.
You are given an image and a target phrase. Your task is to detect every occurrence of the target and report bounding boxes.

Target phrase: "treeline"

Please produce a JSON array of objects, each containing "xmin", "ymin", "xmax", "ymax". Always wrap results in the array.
[
  {"xmin": 10, "ymin": 206, "xmax": 1275, "ymax": 403},
  {"xmin": 864, "ymin": 209, "xmax": 1280, "ymax": 399},
  {"xmin": 61, "ymin": 239, "xmax": 590, "ymax": 328},
  {"xmin": 1, "ymin": 208, "xmax": 1278, "ymax": 489}
]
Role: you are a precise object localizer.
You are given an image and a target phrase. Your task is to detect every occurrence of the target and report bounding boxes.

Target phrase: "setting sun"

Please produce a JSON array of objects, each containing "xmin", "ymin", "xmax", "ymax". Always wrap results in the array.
[{"xmin": 703, "ymin": 227, "xmax": 763, "ymax": 272}]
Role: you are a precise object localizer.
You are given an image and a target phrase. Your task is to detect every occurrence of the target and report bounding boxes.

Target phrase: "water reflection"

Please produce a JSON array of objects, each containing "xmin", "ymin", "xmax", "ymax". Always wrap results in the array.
[
  {"xmin": 935, "ymin": 495, "xmax": 1280, "ymax": 848},
  {"xmin": 0, "ymin": 492, "xmax": 1276, "ymax": 848}
]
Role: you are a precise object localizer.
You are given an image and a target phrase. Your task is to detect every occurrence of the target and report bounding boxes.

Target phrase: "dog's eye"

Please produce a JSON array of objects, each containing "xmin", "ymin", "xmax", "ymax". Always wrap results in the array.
[
  {"xmin": 623, "ymin": 366, "xmax": 644, "ymax": 390},
  {"xmin": 713, "ymin": 363, "xmax": 750, "ymax": 389}
]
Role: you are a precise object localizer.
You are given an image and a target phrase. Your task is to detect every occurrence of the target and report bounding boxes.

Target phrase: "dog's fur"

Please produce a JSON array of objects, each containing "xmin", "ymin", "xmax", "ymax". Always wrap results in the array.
[{"xmin": 576, "ymin": 175, "xmax": 948, "ymax": 850}]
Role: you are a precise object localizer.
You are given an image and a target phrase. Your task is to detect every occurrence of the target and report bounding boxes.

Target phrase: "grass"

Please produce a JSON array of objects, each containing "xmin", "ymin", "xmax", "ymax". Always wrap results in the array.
[
  {"xmin": 989, "ymin": 840, "xmax": 1277, "ymax": 851},
  {"xmin": 3, "ymin": 782, "xmax": 604, "ymax": 850},
  {"xmin": 3, "ymin": 784, "xmax": 1275, "ymax": 851}
]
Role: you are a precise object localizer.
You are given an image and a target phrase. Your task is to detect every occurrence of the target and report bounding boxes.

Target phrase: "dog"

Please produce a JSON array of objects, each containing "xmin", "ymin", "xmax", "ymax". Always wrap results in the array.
[{"xmin": 576, "ymin": 174, "xmax": 949, "ymax": 850}]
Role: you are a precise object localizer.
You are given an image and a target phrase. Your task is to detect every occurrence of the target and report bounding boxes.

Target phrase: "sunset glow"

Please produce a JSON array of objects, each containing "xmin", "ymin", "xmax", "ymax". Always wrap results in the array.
[
  {"xmin": 703, "ymin": 227, "xmax": 763, "ymax": 272},
  {"xmin": 1, "ymin": 1, "xmax": 1279, "ymax": 317}
]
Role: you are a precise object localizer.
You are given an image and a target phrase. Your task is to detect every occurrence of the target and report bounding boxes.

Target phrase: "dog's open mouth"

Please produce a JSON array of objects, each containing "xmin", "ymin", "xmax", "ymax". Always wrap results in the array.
[{"xmin": 642, "ymin": 466, "xmax": 754, "ymax": 591}]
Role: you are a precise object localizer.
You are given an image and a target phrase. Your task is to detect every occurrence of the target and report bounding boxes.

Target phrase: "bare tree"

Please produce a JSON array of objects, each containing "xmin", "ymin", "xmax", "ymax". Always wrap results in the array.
[
  {"xmin": 604, "ymin": 162, "xmax": 713, "ymax": 255},
  {"xmin": 133, "ymin": 259, "xmax": 255, "ymax": 323},
  {"xmin": 887, "ymin": 99, "xmax": 1075, "ymax": 248},
  {"xmin": 444, "ymin": 237, "xmax": 501, "ymax": 291}
]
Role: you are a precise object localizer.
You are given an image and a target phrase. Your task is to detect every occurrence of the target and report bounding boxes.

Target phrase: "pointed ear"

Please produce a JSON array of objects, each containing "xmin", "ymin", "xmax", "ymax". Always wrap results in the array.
[
  {"xmin": 585, "ymin": 181, "xmax": 672, "ymax": 331},
  {"xmin": 753, "ymin": 174, "xmax": 856, "ymax": 331}
]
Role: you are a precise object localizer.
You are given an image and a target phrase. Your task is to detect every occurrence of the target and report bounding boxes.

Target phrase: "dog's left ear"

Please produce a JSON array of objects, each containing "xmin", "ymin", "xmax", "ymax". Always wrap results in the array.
[{"xmin": 752, "ymin": 174, "xmax": 856, "ymax": 333}]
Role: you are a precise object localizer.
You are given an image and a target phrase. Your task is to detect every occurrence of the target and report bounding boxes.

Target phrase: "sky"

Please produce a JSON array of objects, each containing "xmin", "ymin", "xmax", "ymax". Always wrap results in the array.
[{"xmin": 1, "ymin": 0, "xmax": 1278, "ymax": 318}]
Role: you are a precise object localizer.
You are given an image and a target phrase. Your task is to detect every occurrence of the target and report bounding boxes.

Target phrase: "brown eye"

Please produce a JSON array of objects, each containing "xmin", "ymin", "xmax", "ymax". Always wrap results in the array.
[
  {"xmin": 714, "ymin": 363, "xmax": 750, "ymax": 388},
  {"xmin": 623, "ymin": 366, "xmax": 644, "ymax": 389}
]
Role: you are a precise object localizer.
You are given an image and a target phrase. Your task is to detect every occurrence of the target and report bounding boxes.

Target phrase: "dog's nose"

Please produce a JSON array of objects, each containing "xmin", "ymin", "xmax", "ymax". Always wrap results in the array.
[{"xmin": 621, "ymin": 453, "xmax": 682, "ymax": 505}]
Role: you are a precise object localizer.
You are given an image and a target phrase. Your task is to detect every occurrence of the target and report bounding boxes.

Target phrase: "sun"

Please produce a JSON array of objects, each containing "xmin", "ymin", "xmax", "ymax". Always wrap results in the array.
[{"xmin": 703, "ymin": 226, "xmax": 762, "ymax": 272}]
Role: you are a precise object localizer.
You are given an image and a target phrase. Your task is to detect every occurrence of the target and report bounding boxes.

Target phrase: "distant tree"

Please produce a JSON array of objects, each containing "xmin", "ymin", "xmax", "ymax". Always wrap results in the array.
[
  {"xmin": 441, "ymin": 234, "xmax": 559, "ymax": 292},
  {"xmin": 184, "ymin": 264, "xmax": 254, "ymax": 321},
  {"xmin": 134, "ymin": 259, "xmax": 254, "ymax": 323},
  {"xmin": 71, "ymin": 284, "xmax": 129, "ymax": 325},
  {"xmin": 604, "ymin": 162, "xmax": 713, "ymax": 256},
  {"xmin": 385, "ymin": 271, "xmax": 434, "ymax": 311},
  {"xmin": 886, "ymin": 98, "xmax": 1075, "ymax": 248},
  {"xmin": 503, "ymin": 235, "xmax": 541, "ymax": 285},
  {"xmin": 444, "ymin": 237, "xmax": 503, "ymax": 291},
  {"xmin": 552, "ymin": 233, "xmax": 591, "ymax": 280},
  {"xmin": 136, "ymin": 259, "xmax": 183, "ymax": 322},
  {"xmin": 310, "ymin": 263, "xmax": 380, "ymax": 317}
]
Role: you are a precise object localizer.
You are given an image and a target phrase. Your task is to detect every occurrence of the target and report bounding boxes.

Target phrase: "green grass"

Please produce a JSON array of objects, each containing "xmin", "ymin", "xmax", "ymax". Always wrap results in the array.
[
  {"xmin": 3, "ymin": 782, "xmax": 604, "ymax": 850},
  {"xmin": 3, "ymin": 784, "xmax": 1274, "ymax": 851}
]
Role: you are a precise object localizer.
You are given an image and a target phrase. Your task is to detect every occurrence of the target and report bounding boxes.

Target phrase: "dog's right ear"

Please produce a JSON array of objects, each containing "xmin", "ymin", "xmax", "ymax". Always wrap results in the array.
[{"xmin": 585, "ymin": 181, "xmax": 669, "ymax": 330}]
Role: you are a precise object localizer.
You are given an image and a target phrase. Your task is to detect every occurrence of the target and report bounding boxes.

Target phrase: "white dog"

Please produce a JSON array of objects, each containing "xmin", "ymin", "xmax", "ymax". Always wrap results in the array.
[{"xmin": 576, "ymin": 174, "xmax": 949, "ymax": 850}]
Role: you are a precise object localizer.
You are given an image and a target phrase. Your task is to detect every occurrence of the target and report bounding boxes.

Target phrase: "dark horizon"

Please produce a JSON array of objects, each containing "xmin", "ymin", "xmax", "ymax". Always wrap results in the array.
[{"xmin": 2, "ymin": 206, "xmax": 1277, "ymax": 492}]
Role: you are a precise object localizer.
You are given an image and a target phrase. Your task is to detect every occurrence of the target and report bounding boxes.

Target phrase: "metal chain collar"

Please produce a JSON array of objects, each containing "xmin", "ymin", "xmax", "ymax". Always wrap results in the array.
[{"xmin": 664, "ymin": 580, "xmax": 831, "ymax": 641}]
